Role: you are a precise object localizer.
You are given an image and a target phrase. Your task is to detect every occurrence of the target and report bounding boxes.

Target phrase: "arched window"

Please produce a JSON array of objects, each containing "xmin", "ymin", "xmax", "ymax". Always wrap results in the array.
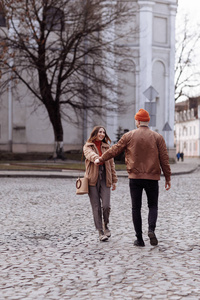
[
  {"xmin": 44, "ymin": 6, "xmax": 64, "ymax": 31},
  {"xmin": 118, "ymin": 59, "xmax": 136, "ymax": 130}
]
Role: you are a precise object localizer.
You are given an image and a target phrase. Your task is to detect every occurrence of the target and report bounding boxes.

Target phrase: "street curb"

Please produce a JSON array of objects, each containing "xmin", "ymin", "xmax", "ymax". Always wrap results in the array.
[
  {"xmin": 0, "ymin": 174, "xmax": 79, "ymax": 178},
  {"xmin": 168, "ymin": 166, "xmax": 199, "ymax": 176},
  {"xmin": 0, "ymin": 165, "xmax": 198, "ymax": 178}
]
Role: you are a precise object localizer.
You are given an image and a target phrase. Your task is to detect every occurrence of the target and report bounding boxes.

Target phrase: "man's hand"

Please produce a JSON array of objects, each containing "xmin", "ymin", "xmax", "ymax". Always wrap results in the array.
[
  {"xmin": 165, "ymin": 181, "xmax": 171, "ymax": 190},
  {"xmin": 112, "ymin": 183, "xmax": 117, "ymax": 191}
]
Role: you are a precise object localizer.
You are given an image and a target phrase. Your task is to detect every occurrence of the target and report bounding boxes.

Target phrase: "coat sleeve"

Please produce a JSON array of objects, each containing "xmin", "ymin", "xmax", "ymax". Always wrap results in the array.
[
  {"xmin": 110, "ymin": 158, "xmax": 118, "ymax": 184},
  {"xmin": 83, "ymin": 144, "xmax": 99, "ymax": 162},
  {"xmin": 101, "ymin": 134, "xmax": 127, "ymax": 162},
  {"xmin": 157, "ymin": 136, "xmax": 171, "ymax": 182}
]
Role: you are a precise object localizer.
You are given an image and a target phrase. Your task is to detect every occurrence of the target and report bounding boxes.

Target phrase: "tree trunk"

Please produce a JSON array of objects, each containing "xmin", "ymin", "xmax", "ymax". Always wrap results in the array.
[
  {"xmin": 44, "ymin": 100, "xmax": 65, "ymax": 160},
  {"xmin": 53, "ymin": 141, "xmax": 65, "ymax": 160}
]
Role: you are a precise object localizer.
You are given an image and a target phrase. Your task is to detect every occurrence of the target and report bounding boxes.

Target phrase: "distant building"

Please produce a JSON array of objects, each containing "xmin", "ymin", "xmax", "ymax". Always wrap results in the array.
[{"xmin": 175, "ymin": 97, "xmax": 200, "ymax": 157}]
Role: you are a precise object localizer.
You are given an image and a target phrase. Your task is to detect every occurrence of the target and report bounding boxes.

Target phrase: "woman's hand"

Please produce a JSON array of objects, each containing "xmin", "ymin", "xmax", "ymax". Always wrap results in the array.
[
  {"xmin": 94, "ymin": 158, "xmax": 100, "ymax": 165},
  {"xmin": 112, "ymin": 183, "xmax": 117, "ymax": 191}
]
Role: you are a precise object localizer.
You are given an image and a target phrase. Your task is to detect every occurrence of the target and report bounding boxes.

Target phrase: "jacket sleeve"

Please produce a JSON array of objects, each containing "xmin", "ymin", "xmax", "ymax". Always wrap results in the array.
[
  {"xmin": 157, "ymin": 136, "xmax": 171, "ymax": 182},
  {"xmin": 101, "ymin": 134, "xmax": 127, "ymax": 162},
  {"xmin": 83, "ymin": 144, "xmax": 99, "ymax": 162},
  {"xmin": 110, "ymin": 158, "xmax": 118, "ymax": 184}
]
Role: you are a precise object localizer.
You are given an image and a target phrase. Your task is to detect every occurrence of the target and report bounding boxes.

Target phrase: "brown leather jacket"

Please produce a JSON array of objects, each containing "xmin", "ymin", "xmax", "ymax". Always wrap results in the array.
[
  {"xmin": 101, "ymin": 126, "xmax": 171, "ymax": 182},
  {"xmin": 83, "ymin": 142, "xmax": 118, "ymax": 187}
]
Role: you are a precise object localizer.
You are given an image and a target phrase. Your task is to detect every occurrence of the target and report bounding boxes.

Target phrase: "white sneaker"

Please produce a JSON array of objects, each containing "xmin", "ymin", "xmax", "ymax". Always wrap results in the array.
[{"xmin": 99, "ymin": 230, "xmax": 108, "ymax": 242}]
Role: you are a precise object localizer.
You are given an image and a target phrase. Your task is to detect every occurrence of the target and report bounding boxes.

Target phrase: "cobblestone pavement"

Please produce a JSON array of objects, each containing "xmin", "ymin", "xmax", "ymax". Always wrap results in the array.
[{"xmin": 0, "ymin": 169, "xmax": 200, "ymax": 300}]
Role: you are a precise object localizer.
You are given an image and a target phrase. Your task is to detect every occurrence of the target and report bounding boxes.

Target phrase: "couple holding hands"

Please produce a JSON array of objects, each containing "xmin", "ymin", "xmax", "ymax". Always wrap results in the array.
[{"xmin": 83, "ymin": 109, "xmax": 171, "ymax": 246}]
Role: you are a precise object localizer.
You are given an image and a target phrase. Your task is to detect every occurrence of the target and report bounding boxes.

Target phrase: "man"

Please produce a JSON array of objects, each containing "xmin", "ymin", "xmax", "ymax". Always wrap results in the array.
[{"xmin": 95, "ymin": 108, "xmax": 171, "ymax": 247}]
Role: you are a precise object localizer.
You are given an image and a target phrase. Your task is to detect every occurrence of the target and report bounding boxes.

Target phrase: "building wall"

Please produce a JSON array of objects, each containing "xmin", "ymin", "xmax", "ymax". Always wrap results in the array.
[
  {"xmin": 107, "ymin": 0, "xmax": 177, "ymax": 156},
  {"xmin": 117, "ymin": 59, "xmax": 136, "ymax": 137},
  {"xmin": 175, "ymin": 103, "xmax": 200, "ymax": 157},
  {"xmin": 0, "ymin": 91, "xmax": 9, "ymax": 151},
  {"xmin": 138, "ymin": 0, "xmax": 176, "ymax": 150},
  {"xmin": 176, "ymin": 120, "xmax": 200, "ymax": 157},
  {"xmin": 0, "ymin": 0, "xmax": 177, "ymax": 156}
]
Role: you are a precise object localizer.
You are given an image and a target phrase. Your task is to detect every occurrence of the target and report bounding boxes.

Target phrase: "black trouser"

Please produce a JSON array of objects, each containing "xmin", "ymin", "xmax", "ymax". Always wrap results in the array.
[{"xmin": 129, "ymin": 179, "xmax": 159, "ymax": 238}]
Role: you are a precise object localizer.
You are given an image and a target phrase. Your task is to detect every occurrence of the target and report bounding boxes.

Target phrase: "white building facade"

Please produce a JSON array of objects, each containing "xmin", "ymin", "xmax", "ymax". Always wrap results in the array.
[
  {"xmin": 0, "ymin": 0, "xmax": 177, "ymax": 157},
  {"xmin": 175, "ymin": 99, "xmax": 200, "ymax": 157}
]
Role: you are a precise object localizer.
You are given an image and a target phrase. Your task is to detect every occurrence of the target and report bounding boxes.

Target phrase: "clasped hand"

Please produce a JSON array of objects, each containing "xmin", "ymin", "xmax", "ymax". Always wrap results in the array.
[
  {"xmin": 94, "ymin": 158, "xmax": 100, "ymax": 165},
  {"xmin": 94, "ymin": 158, "xmax": 116, "ymax": 191}
]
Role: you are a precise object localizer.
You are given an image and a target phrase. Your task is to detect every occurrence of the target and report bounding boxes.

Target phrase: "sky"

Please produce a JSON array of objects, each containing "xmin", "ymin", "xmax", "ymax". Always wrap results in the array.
[
  {"xmin": 177, "ymin": 0, "xmax": 199, "ymax": 26},
  {"xmin": 177, "ymin": 0, "xmax": 199, "ymax": 14},
  {"xmin": 176, "ymin": 0, "xmax": 200, "ymax": 100}
]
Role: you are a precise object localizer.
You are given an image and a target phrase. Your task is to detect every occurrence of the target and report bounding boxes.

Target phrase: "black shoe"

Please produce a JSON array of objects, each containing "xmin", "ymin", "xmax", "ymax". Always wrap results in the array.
[
  {"xmin": 148, "ymin": 231, "xmax": 158, "ymax": 246},
  {"xmin": 134, "ymin": 239, "xmax": 145, "ymax": 247}
]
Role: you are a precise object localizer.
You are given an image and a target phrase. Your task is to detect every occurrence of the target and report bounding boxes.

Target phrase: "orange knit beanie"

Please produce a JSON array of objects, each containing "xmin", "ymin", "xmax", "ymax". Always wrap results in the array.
[{"xmin": 135, "ymin": 109, "xmax": 150, "ymax": 122}]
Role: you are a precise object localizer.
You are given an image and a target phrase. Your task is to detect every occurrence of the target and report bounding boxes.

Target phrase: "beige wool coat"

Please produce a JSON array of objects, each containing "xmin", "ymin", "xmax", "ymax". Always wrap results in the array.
[{"xmin": 83, "ymin": 142, "xmax": 118, "ymax": 187}]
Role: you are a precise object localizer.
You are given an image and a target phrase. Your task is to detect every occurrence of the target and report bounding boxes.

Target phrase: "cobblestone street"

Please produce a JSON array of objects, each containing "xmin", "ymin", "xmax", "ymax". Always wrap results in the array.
[{"xmin": 0, "ymin": 169, "xmax": 200, "ymax": 299}]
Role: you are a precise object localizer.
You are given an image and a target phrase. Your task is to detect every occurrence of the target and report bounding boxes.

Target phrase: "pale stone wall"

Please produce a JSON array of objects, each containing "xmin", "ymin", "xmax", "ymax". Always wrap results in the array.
[
  {"xmin": 175, "ymin": 107, "xmax": 200, "ymax": 157},
  {"xmin": 0, "ymin": 91, "xmax": 9, "ymax": 151},
  {"xmin": 112, "ymin": 0, "xmax": 177, "ymax": 159}
]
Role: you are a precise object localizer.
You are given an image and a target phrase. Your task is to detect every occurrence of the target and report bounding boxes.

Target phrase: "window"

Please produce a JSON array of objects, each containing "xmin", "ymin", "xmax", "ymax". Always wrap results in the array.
[
  {"xmin": 180, "ymin": 141, "xmax": 182, "ymax": 151},
  {"xmin": 44, "ymin": 6, "xmax": 64, "ymax": 31},
  {"xmin": 0, "ymin": 4, "xmax": 6, "ymax": 27},
  {"xmin": 194, "ymin": 126, "xmax": 196, "ymax": 135}
]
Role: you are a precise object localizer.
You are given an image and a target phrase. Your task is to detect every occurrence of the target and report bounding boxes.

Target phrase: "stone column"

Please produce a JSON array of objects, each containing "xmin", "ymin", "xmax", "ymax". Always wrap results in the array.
[
  {"xmin": 168, "ymin": 3, "xmax": 177, "ymax": 150},
  {"xmin": 138, "ymin": 0, "xmax": 155, "ymax": 109}
]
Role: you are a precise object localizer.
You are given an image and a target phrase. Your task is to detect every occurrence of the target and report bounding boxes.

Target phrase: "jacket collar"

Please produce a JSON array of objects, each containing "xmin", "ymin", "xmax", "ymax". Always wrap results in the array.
[{"xmin": 85, "ymin": 141, "xmax": 109, "ymax": 148}]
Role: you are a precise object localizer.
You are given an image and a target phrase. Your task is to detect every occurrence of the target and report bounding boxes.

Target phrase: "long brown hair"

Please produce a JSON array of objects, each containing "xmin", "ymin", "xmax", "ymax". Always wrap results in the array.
[{"xmin": 87, "ymin": 126, "xmax": 111, "ymax": 144}]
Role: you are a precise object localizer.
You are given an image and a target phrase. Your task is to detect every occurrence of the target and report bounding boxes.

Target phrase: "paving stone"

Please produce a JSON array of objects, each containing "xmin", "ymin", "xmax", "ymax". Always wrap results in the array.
[{"xmin": 0, "ymin": 169, "xmax": 200, "ymax": 299}]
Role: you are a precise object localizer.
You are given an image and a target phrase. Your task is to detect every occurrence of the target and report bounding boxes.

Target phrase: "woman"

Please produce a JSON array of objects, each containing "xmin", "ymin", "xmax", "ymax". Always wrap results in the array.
[{"xmin": 83, "ymin": 126, "xmax": 118, "ymax": 242}]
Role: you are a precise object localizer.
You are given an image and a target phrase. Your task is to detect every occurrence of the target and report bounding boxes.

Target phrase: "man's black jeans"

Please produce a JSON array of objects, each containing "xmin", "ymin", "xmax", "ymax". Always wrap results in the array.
[{"xmin": 129, "ymin": 179, "xmax": 159, "ymax": 238}]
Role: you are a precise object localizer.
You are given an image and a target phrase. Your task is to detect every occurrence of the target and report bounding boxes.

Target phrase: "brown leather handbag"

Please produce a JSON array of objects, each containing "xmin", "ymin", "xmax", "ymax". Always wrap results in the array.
[
  {"xmin": 76, "ymin": 152, "xmax": 90, "ymax": 195},
  {"xmin": 76, "ymin": 176, "xmax": 89, "ymax": 195}
]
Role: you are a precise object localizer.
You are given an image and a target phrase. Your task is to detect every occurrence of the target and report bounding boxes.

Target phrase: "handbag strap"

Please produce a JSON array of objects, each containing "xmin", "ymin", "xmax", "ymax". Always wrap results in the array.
[{"xmin": 77, "ymin": 152, "xmax": 84, "ymax": 177}]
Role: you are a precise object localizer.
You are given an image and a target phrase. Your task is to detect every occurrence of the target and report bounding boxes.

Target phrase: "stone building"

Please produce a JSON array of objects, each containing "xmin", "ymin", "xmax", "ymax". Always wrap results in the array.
[
  {"xmin": 0, "ymin": 0, "xmax": 177, "ymax": 157},
  {"xmin": 175, "ymin": 97, "xmax": 200, "ymax": 157}
]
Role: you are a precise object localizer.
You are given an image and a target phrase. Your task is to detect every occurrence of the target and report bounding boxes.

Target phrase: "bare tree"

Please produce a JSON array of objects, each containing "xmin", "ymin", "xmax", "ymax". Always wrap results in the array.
[
  {"xmin": 175, "ymin": 15, "xmax": 200, "ymax": 102},
  {"xmin": 0, "ymin": 0, "xmax": 136, "ymax": 157}
]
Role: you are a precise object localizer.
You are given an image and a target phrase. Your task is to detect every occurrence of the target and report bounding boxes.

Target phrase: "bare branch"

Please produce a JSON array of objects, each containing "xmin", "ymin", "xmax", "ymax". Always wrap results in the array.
[
  {"xmin": 175, "ymin": 14, "xmax": 200, "ymax": 101},
  {"xmin": 0, "ymin": 0, "xmax": 137, "ymax": 142}
]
